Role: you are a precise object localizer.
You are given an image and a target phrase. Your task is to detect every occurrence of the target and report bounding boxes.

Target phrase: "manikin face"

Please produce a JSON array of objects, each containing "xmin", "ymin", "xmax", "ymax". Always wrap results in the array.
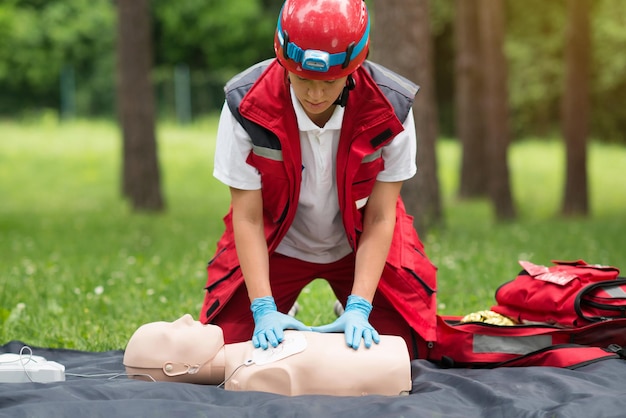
[
  {"xmin": 288, "ymin": 72, "xmax": 348, "ymax": 127},
  {"xmin": 124, "ymin": 314, "xmax": 225, "ymax": 368}
]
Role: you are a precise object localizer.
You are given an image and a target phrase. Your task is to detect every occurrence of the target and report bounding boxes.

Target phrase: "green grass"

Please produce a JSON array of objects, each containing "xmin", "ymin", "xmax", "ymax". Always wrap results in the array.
[{"xmin": 1, "ymin": 119, "xmax": 625, "ymax": 351}]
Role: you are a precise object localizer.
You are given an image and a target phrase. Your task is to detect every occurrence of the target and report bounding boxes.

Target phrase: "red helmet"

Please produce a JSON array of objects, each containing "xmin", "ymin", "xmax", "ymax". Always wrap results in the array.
[{"xmin": 274, "ymin": 0, "xmax": 370, "ymax": 80}]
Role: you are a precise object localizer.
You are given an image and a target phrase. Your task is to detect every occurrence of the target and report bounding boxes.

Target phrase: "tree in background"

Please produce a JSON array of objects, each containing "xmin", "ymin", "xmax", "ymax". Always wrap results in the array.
[
  {"xmin": 371, "ymin": 0, "xmax": 442, "ymax": 235},
  {"xmin": 116, "ymin": 0, "xmax": 164, "ymax": 211},
  {"xmin": 590, "ymin": 0, "xmax": 626, "ymax": 143},
  {"xmin": 2, "ymin": 0, "xmax": 626, "ymax": 147},
  {"xmin": 151, "ymin": 0, "xmax": 280, "ymax": 120},
  {"xmin": 505, "ymin": 1, "xmax": 566, "ymax": 139},
  {"xmin": 477, "ymin": 0, "xmax": 515, "ymax": 220},
  {"xmin": 454, "ymin": 0, "xmax": 487, "ymax": 199},
  {"xmin": 561, "ymin": 0, "xmax": 591, "ymax": 216}
]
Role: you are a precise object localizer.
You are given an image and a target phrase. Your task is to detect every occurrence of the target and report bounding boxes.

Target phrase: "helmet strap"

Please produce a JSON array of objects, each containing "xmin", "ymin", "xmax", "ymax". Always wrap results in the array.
[
  {"xmin": 341, "ymin": 42, "xmax": 356, "ymax": 69},
  {"xmin": 333, "ymin": 75, "xmax": 355, "ymax": 107}
]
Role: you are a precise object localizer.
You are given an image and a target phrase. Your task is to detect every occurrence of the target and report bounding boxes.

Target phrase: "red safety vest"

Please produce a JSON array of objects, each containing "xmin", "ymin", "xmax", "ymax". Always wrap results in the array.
[{"xmin": 200, "ymin": 59, "xmax": 438, "ymax": 342}]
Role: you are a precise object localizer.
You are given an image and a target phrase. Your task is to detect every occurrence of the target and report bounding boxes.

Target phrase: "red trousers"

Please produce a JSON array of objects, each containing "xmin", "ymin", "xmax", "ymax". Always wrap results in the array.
[{"xmin": 210, "ymin": 253, "xmax": 425, "ymax": 359}]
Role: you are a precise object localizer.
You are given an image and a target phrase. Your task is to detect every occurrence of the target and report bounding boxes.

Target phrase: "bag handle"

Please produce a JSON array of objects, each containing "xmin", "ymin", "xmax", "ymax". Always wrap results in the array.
[{"xmin": 574, "ymin": 277, "xmax": 626, "ymax": 323}]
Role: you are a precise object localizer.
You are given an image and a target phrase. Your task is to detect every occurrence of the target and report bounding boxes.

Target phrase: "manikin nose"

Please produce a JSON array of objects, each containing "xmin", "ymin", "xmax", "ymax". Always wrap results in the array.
[{"xmin": 174, "ymin": 314, "xmax": 195, "ymax": 326}]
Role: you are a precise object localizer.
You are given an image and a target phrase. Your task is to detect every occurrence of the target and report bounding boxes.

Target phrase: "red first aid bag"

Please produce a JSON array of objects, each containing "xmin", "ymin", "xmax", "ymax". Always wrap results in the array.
[
  {"xmin": 491, "ymin": 260, "xmax": 624, "ymax": 327},
  {"xmin": 428, "ymin": 315, "xmax": 626, "ymax": 368}
]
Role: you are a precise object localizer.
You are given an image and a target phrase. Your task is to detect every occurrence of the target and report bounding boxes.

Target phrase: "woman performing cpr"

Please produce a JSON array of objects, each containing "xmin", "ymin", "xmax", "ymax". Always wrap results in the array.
[{"xmin": 200, "ymin": 0, "xmax": 437, "ymax": 359}]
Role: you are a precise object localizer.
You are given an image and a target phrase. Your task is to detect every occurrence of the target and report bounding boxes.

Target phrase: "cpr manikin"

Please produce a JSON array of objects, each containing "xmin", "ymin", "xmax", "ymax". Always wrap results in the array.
[{"xmin": 123, "ymin": 314, "xmax": 412, "ymax": 396}]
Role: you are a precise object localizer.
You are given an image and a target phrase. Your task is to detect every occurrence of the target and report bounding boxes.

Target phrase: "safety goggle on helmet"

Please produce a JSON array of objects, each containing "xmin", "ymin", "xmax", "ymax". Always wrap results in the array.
[{"xmin": 274, "ymin": 0, "xmax": 370, "ymax": 81}]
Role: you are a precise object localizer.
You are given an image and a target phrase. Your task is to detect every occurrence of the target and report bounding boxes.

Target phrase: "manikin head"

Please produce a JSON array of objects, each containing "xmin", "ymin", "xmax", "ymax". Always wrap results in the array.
[{"xmin": 123, "ymin": 314, "xmax": 226, "ymax": 384}]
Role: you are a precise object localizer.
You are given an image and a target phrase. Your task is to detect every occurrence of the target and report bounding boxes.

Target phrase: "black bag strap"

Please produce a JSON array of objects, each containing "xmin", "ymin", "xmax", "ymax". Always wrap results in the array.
[
  {"xmin": 574, "ymin": 277, "xmax": 626, "ymax": 322},
  {"xmin": 485, "ymin": 344, "xmax": 623, "ymax": 369}
]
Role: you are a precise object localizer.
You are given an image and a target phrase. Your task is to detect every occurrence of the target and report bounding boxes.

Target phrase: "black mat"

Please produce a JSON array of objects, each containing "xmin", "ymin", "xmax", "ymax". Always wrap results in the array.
[{"xmin": 2, "ymin": 340, "xmax": 626, "ymax": 418}]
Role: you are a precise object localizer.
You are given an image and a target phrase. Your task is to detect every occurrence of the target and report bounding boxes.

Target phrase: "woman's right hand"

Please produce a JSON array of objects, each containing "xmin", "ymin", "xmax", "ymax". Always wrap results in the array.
[{"xmin": 250, "ymin": 296, "xmax": 311, "ymax": 349}]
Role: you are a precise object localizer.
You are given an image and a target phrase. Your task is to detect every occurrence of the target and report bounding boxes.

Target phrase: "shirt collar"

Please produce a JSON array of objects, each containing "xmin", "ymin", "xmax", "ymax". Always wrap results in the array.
[{"xmin": 290, "ymin": 87, "xmax": 345, "ymax": 133}]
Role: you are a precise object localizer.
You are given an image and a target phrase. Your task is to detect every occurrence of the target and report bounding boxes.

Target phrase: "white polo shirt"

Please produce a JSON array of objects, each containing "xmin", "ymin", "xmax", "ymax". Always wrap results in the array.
[{"xmin": 213, "ymin": 88, "xmax": 417, "ymax": 263}]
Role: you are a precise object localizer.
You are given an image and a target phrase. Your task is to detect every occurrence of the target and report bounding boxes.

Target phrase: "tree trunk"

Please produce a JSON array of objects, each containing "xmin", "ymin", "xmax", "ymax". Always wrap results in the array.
[
  {"xmin": 561, "ymin": 0, "xmax": 591, "ymax": 216},
  {"xmin": 371, "ymin": 0, "xmax": 442, "ymax": 235},
  {"xmin": 454, "ymin": 0, "xmax": 487, "ymax": 199},
  {"xmin": 116, "ymin": 0, "xmax": 164, "ymax": 211},
  {"xmin": 477, "ymin": 0, "xmax": 515, "ymax": 220}
]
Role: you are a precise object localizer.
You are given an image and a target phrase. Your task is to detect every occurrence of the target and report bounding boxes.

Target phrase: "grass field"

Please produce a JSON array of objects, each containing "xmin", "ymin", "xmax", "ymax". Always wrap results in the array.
[{"xmin": 1, "ymin": 118, "xmax": 625, "ymax": 351}]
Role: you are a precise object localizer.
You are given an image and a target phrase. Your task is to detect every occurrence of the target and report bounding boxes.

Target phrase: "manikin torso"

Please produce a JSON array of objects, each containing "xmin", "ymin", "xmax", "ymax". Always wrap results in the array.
[{"xmin": 223, "ymin": 331, "xmax": 411, "ymax": 396}]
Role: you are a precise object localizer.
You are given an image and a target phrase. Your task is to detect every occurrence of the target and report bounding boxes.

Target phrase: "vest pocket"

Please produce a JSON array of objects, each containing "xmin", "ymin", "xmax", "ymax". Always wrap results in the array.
[
  {"xmin": 206, "ymin": 266, "xmax": 240, "ymax": 292},
  {"xmin": 351, "ymin": 157, "xmax": 384, "ymax": 202},
  {"xmin": 249, "ymin": 153, "xmax": 290, "ymax": 224},
  {"xmin": 206, "ymin": 242, "xmax": 239, "ymax": 288},
  {"xmin": 387, "ymin": 211, "xmax": 437, "ymax": 302}
]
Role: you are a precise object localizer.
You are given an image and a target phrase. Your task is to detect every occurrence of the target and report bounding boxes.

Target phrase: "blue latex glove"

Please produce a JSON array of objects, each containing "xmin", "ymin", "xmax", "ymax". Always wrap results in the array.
[
  {"xmin": 311, "ymin": 295, "xmax": 381, "ymax": 350},
  {"xmin": 251, "ymin": 296, "xmax": 311, "ymax": 350}
]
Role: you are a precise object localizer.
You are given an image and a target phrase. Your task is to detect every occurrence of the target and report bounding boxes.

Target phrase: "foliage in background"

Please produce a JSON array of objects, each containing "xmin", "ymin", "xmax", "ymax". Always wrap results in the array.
[
  {"xmin": 153, "ymin": 0, "xmax": 276, "ymax": 74},
  {"xmin": 0, "ymin": 0, "xmax": 625, "ymax": 140},
  {"xmin": 0, "ymin": 0, "xmax": 280, "ymax": 119},
  {"xmin": 428, "ymin": 0, "xmax": 626, "ymax": 142},
  {"xmin": 506, "ymin": 0, "xmax": 626, "ymax": 142},
  {"xmin": 151, "ymin": 0, "xmax": 281, "ymax": 119},
  {"xmin": 505, "ymin": 0, "xmax": 566, "ymax": 139},
  {"xmin": 590, "ymin": 0, "xmax": 626, "ymax": 142},
  {"xmin": 0, "ymin": 0, "xmax": 115, "ymax": 115},
  {"xmin": 1, "ymin": 120, "xmax": 624, "ymax": 350}
]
